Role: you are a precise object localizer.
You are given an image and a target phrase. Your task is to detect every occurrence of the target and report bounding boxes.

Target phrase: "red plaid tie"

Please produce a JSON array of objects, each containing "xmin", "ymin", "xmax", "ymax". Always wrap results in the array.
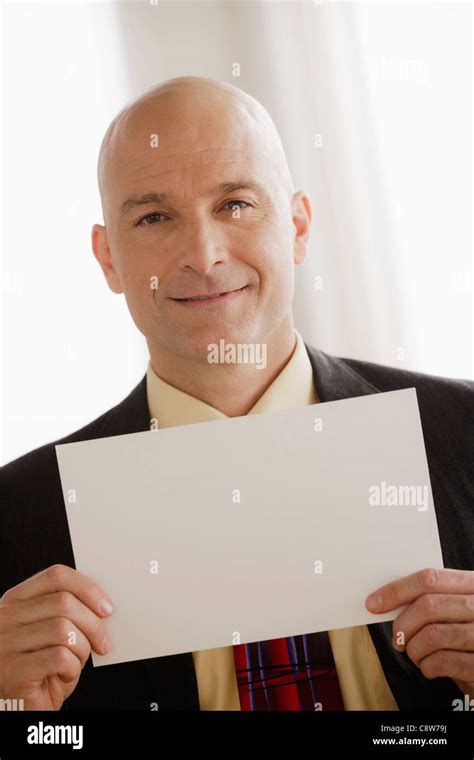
[{"xmin": 233, "ymin": 631, "xmax": 345, "ymax": 710}]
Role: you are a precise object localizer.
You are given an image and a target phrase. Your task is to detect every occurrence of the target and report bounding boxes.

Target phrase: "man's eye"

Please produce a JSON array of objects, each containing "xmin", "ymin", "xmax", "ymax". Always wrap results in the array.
[
  {"xmin": 136, "ymin": 212, "xmax": 166, "ymax": 227},
  {"xmin": 135, "ymin": 201, "xmax": 252, "ymax": 227},
  {"xmin": 222, "ymin": 200, "xmax": 252, "ymax": 212}
]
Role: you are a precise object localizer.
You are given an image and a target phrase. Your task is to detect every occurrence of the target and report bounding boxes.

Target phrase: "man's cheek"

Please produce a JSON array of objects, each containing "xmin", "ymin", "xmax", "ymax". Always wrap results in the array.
[
  {"xmin": 121, "ymin": 277, "xmax": 155, "ymax": 322},
  {"xmin": 120, "ymin": 261, "xmax": 153, "ymax": 289}
]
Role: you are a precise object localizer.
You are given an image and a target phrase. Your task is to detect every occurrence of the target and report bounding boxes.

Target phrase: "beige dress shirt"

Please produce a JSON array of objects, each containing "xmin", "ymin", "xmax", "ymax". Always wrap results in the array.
[{"xmin": 145, "ymin": 330, "xmax": 398, "ymax": 711}]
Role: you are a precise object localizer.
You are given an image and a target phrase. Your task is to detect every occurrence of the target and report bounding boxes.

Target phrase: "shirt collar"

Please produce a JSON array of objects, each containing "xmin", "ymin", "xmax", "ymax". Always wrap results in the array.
[{"xmin": 146, "ymin": 329, "xmax": 318, "ymax": 429}]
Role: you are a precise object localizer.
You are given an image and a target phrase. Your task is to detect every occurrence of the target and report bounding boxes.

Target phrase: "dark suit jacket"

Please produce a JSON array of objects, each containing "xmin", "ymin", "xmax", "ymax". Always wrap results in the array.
[{"xmin": 1, "ymin": 345, "xmax": 473, "ymax": 710}]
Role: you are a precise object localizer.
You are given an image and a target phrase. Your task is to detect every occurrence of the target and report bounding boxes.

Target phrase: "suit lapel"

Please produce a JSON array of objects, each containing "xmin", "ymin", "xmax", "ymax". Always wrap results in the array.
[{"xmin": 304, "ymin": 344, "xmax": 380, "ymax": 401}]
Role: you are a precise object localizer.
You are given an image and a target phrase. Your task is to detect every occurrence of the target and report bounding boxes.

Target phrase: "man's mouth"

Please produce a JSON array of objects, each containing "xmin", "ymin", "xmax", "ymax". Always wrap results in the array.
[{"xmin": 170, "ymin": 286, "xmax": 247, "ymax": 305}]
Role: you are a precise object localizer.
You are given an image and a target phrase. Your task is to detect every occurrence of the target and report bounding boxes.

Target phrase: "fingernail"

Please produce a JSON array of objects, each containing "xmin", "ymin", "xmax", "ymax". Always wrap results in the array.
[
  {"xmin": 99, "ymin": 598, "xmax": 114, "ymax": 616},
  {"xmin": 366, "ymin": 593, "xmax": 382, "ymax": 611},
  {"xmin": 101, "ymin": 634, "xmax": 111, "ymax": 653}
]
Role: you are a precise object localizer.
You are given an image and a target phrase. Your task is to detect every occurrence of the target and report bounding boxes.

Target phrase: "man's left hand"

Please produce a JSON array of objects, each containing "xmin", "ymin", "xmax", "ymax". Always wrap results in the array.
[{"xmin": 365, "ymin": 567, "xmax": 474, "ymax": 697}]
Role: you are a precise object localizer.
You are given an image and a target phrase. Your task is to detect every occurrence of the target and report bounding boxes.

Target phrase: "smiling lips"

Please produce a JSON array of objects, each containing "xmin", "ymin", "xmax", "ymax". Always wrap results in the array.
[{"xmin": 171, "ymin": 285, "xmax": 247, "ymax": 305}]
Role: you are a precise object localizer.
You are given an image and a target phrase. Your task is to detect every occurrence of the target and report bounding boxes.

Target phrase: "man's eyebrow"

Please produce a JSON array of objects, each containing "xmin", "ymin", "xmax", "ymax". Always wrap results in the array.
[{"xmin": 119, "ymin": 180, "xmax": 269, "ymax": 218}]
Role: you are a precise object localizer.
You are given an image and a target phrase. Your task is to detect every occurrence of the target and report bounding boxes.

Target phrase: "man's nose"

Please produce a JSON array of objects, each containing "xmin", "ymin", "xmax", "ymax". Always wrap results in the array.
[{"xmin": 176, "ymin": 215, "xmax": 228, "ymax": 275}]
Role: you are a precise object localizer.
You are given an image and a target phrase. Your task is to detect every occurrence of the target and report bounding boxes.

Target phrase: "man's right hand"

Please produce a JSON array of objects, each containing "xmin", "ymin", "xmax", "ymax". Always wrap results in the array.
[{"xmin": 0, "ymin": 564, "xmax": 115, "ymax": 710}]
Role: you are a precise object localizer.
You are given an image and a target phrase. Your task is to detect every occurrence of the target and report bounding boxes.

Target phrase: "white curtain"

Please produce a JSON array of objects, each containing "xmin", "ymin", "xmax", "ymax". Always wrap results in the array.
[{"xmin": 2, "ymin": 0, "xmax": 471, "ymax": 463}]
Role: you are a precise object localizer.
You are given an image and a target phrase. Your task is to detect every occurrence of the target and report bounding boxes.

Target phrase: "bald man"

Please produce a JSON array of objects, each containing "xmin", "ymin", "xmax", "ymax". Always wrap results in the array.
[
  {"xmin": 1, "ymin": 77, "xmax": 473, "ymax": 713},
  {"xmin": 94, "ymin": 76, "xmax": 304, "ymax": 416}
]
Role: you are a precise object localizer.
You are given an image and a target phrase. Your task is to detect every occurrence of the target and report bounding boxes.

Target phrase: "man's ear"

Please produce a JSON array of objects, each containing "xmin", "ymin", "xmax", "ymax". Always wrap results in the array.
[
  {"xmin": 291, "ymin": 191, "xmax": 312, "ymax": 265},
  {"xmin": 91, "ymin": 224, "xmax": 123, "ymax": 294}
]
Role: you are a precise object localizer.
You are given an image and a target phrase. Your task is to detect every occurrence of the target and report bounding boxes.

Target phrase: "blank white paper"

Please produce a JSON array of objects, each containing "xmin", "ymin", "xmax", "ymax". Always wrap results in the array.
[{"xmin": 55, "ymin": 388, "xmax": 444, "ymax": 667}]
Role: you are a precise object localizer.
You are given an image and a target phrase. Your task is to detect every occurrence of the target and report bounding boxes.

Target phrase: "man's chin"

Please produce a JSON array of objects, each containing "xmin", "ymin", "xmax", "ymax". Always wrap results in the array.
[{"xmin": 169, "ymin": 326, "xmax": 256, "ymax": 360}]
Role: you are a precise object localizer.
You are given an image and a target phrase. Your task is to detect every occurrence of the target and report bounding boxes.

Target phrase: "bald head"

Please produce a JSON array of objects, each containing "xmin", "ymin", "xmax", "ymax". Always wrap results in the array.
[
  {"xmin": 97, "ymin": 76, "xmax": 294, "ymax": 224},
  {"xmin": 91, "ymin": 75, "xmax": 311, "ymax": 380}
]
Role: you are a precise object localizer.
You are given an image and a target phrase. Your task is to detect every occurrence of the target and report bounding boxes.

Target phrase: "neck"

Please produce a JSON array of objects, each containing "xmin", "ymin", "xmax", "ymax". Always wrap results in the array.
[{"xmin": 148, "ymin": 319, "xmax": 297, "ymax": 417}]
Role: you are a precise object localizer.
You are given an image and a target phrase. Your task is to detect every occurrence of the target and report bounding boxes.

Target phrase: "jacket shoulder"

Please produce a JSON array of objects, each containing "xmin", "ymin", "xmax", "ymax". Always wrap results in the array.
[
  {"xmin": 339, "ymin": 354, "xmax": 473, "ymax": 408},
  {"xmin": 331, "ymin": 355, "xmax": 473, "ymax": 484}
]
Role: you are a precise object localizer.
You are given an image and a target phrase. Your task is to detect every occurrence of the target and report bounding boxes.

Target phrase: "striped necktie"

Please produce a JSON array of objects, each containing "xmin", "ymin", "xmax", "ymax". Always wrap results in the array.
[{"xmin": 233, "ymin": 630, "xmax": 345, "ymax": 710}]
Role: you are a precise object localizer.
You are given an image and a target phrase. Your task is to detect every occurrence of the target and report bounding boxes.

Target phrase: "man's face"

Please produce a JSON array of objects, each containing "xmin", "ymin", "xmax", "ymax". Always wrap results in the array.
[{"xmin": 93, "ymin": 94, "xmax": 309, "ymax": 361}]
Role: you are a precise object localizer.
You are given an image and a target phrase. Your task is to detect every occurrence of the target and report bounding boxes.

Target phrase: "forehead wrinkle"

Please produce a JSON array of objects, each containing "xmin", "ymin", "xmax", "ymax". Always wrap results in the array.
[
  {"xmin": 117, "ymin": 161, "xmax": 256, "ymax": 200},
  {"xmin": 109, "ymin": 149, "xmax": 256, "ymax": 209},
  {"xmin": 117, "ymin": 149, "xmax": 253, "ymax": 178},
  {"xmin": 133, "ymin": 148, "xmax": 250, "ymax": 159},
  {"xmin": 125, "ymin": 158, "xmax": 252, "ymax": 178}
]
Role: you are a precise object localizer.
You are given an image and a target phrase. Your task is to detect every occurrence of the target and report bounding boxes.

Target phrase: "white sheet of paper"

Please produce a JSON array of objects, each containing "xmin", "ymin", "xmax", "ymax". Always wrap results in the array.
[{"xmin": 55, "ymin": 387, "xmax": 444, "ymax": 667}]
